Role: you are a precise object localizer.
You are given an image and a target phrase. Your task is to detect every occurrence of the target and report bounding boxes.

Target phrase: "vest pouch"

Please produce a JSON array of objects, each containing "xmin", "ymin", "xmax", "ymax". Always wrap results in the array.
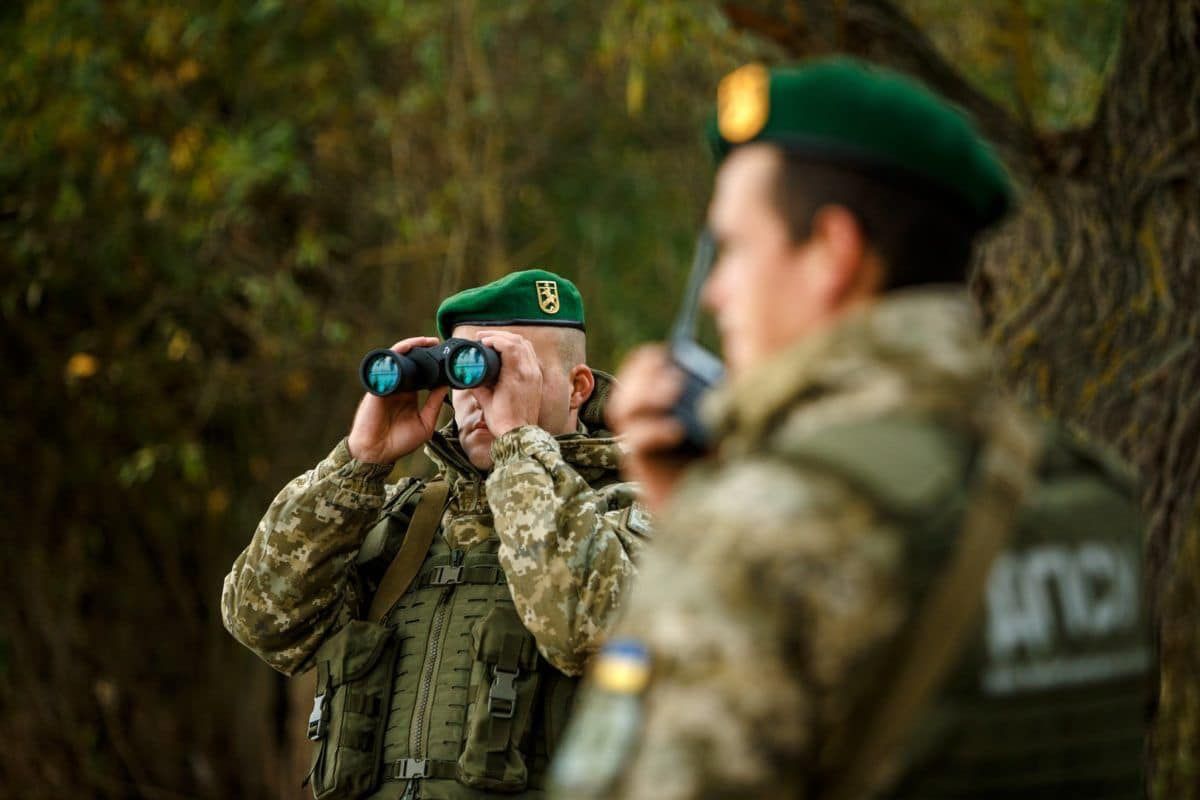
[
  {"xmin": 539, "ymin": 669, "xmax": 579, "ymax": 758},
  {"xmin": 457, "ymin": 605, "xmax": 541, "ymax": 791},
  {"xmin": 308, "ymin": 621, "xmax": 400, "ymax": 800}
]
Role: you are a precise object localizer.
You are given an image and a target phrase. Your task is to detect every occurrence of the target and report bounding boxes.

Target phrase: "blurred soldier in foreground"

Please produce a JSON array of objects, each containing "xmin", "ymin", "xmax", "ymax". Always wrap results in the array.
[
  {"xmin": 223, "ymin": 269, "xmax": 650, "ymax": 799},
  {"xmin": 552, "ymin": 61, "xmax": 1150, "ymax": 799}
]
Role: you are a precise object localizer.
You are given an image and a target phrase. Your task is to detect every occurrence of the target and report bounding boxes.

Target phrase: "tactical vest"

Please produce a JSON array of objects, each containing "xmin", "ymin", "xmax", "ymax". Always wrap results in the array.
[
  {"xmin": 305, "ymin": 488, "xmax": 579, "ymax": 800},
  {"xmin": 781, "ymin": 416, "xmax": 1150, "ymax": 799}
]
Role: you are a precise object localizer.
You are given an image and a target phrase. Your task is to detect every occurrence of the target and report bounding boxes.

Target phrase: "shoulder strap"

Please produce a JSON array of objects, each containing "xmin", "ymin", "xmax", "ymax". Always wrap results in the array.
[
  {"xmin": 367, "ymin": 478, "xmax": 451, "ymax": 622},
  {"xmin": 780, "ymin": 416, "xmax": 974, "ymax": 520},
  {"xmin": 356, "ymin": 479, "xmax": 425, "ymax": 567},
  {"xmin": 822, "ymin": 402, "xmax": 1044, "ymax": 800}
]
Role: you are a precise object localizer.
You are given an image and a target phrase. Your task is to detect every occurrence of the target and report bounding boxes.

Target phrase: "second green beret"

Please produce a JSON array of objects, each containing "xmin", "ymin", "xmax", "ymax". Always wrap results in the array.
[
  {"xmin": 708, "ymin": 58, "xmax": 1012, "ymax": 228},
  {"xmin": 436, "ymin": 268, "xmax": 585, "ymax": 340}
]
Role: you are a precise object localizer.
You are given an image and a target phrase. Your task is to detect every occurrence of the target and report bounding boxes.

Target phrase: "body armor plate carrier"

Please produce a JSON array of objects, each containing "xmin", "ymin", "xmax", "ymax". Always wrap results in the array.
[{"xmin": 306, "ymin": 487, "xmax": 578, "ymax": 799}]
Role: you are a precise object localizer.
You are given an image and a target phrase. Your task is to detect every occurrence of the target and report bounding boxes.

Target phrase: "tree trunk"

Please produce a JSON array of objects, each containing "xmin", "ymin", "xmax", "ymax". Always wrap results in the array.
[{"xmin": 722, "ymin": 1, "xmax": 1200, "ymax": 795}]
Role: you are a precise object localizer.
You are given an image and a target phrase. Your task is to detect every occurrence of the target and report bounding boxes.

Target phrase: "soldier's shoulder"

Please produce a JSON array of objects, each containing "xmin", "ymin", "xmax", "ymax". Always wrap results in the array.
[
  {"xmin": 646, "ymin": 456, "xmax": 905, "ymax": 611},
  {"xmin": 668, "ymin": 455, "xmax": 879, "ymax": 541},
  {"xmin": 383, "ymin": 475, "xmax": 427, "ymax": 506},
  {"xmin": 767, "ymin": 412, "xmax": 975, "ymax": 520},
  {"xmin": 356, "ymin": 477, "xmax": 428, "ymax": 568}
]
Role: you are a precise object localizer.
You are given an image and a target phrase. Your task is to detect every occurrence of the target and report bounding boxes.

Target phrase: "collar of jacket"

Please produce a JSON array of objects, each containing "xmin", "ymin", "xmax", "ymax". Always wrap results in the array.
[
  {"xmin": 703, "ymin": 286, "xmax": 995, "ymax": 456},
  {"xmin": 423, "ymin": 368, "xmax": 624, "ymax": 491}
]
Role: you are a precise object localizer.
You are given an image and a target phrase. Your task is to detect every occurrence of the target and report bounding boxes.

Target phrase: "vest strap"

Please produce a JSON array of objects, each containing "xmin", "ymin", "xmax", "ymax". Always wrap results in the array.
[
  {"xmin": 307, "ymin": 660, "xmax": 332, "ymax": 741},
  {"xmin": 368, "ymin": 479, "xmax": 451, "ymax": 622},
  {"xmin": 357, "ymin": 480, "xmax": 425, "ymax": 566},
  {"xmin": 346, "ymin": 730, "xmax": 375, "ymax": 752},
  {"xmin": 421, "ymin": 564, "xmax": 507, "ymax": 587},
  {"xmin": 488, "ymin": 668, "xmax": 519, "ymax": 720},
  {"xmin": 343, "ymin": 691, "xmax": 381, "ymax": 716},
  {"xmin": 382, "ymin": 758, "xmax": 459, "ymax": 782},
  {"xmin": 822, "ymin": 401, "xmax": 1044, "ymax": 800}
]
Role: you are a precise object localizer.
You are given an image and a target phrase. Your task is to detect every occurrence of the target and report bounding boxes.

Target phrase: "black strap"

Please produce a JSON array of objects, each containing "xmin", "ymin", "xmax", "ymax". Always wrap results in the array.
[
  {"xmin": 481, "ymin": 629, "xmax": 526, "ymax": 778},
  {"xmin": 419, "ymin": 564, "xmax": 507, "ymax": 588},
  {"xmin": 381, "ymin": 758, "xmax": 460, "ymax": 782}
]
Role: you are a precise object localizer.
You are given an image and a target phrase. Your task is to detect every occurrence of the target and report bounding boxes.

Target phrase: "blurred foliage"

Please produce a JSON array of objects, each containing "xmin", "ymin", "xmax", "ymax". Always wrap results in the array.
[
  {"xmin": 0, "ymin": 0, "xmax": 1162, "ymax": 798},
  {"xmin": 901, "ymin": 0, "xmax": 1125, "ymax": 129},
  {"xmin": 0, "ymin": 0, "xmax": 767, "ymax": 795}
]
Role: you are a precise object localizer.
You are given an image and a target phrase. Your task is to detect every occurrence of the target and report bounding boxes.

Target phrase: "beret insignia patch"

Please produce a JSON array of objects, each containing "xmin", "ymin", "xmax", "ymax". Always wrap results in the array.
[
  {"xmin": 717, "ymin": 63, "xmax": 770, "ymax": 144},
  {"xmin": 536, "ymin": 280, "xmax": 561, "ymax": 314}
]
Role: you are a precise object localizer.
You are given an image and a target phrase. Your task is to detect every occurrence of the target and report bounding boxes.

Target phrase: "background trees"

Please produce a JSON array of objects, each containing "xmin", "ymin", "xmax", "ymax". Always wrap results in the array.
[
  {"xmin": 716, "ymin": 2, "xmax": 1199, "ymax": 794},
  {"xmin": 2, "ymin": 1, "xmax": 1194, "ymax": 797}
]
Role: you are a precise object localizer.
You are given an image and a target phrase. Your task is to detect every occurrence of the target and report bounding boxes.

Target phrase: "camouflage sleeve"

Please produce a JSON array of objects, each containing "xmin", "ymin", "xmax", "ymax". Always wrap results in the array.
[
  {"xmin": 220, "ymin": 439, "xmax": 406, "ymax": 677},
  {"xmin": 602, "ymin": 457, "xmax": 909, "ymax": 800},
  {"xmin": 486, "ymin": 425, "xmax": 652, "ymax": 677}
]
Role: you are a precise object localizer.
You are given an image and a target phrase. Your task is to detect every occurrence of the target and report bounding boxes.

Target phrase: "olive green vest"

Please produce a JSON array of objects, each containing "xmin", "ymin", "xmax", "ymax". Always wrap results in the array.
[
  {"xmin": 305, "ymin": 492, "xmax": 579, "ymax": 800},
  {"xmin": 782, "ymin": 417, "xmax": 1150, "ymax": 798}
]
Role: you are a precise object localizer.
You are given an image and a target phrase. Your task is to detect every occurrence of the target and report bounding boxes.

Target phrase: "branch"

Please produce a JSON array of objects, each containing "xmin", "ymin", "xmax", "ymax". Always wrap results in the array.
[{"xmin": 722, "ymin": 0, "xmax": 1036, "ymax": 176}]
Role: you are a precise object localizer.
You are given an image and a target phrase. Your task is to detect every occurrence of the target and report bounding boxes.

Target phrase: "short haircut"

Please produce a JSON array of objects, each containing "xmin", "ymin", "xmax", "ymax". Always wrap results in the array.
[
  {"xmin": 554, "ymin": 328, "xmax": 586, "ymax": 372},
  {"xmin": 770, "ymin": 151, "xmax": 979, "ymax": 288}
]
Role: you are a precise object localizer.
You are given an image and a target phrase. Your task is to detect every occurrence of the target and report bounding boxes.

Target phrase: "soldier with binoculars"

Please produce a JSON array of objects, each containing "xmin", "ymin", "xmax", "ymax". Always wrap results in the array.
[{"xmin": 222, "ymin": 269, "xmax": 650, "ymax": 800}]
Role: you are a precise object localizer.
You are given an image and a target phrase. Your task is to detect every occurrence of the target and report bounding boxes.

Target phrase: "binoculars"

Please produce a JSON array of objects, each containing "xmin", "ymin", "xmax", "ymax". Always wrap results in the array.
[{"xmin": 360, "ymin": 338, "xmax": 501, "ymax": 396}]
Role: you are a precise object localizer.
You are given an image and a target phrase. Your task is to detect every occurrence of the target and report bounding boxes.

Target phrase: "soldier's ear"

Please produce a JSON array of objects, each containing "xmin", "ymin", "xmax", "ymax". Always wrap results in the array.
[
  {"xmin": 568, "ymin": 365, "xmax": 595, "ymax": 411},
  {"xmin": 808, "ymin": 205, "xmax": 878, "ymax": 304}
]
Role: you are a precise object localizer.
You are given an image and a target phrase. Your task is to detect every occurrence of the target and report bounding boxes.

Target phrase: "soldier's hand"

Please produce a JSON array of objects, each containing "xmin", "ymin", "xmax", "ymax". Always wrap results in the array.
[
  {"xmin": 472, "ymin": 330, "xmax": 543, "ymax": 436},
  {"xmin": 347, "ymin": 337, "xmax": 449, "ymax": 464},
  {"xmin": 607, "ymin": 344, "xmax": 690, "ymax": 513}
]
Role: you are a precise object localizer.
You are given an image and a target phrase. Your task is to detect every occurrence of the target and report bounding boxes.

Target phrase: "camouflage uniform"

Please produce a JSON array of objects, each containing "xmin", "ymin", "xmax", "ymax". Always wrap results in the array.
[
  {"xmin": 223, "ymin": 374, "xmax": 650, "ymax": 797},
  {"xmin": 222, "ymin": 420, "xmax": 645, "ymax": 677},
  {"xmin": 564, "ymin": 288, "xmax": 1148, "ymax": 799}
]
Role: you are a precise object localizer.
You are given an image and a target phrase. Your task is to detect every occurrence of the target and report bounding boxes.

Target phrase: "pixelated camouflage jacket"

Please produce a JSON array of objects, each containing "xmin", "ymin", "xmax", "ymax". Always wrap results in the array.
[
  {"xmin": 222, "ymin": 374, "xmax": 650, "ymax": 678},
  {"xmin": 583, "ymin": 288, "xmax": 1005, "ymax": 800}
]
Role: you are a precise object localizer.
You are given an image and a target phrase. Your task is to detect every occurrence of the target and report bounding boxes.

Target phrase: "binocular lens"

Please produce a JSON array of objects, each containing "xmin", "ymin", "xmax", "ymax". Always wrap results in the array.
[
  {"xmin": 358, "ymin": 339, "xmax": 500, "ymax": 396},
  {"xmin": 364, "ymin": 352, "xmax": 402, "ymax": 395},
  {"xmin": 448, "ymin": 347, "xmax": 488, "ymax": 388}
]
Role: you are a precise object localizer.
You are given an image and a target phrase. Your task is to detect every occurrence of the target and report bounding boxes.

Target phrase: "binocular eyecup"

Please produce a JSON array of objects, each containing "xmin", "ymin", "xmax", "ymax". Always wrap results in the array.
[{"xmin": 360, "ymin": 338, "xmax": 501, "ymax": 396}]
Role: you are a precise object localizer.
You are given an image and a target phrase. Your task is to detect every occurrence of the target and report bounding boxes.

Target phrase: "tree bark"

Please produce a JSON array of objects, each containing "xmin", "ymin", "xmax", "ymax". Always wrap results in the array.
[{"xmin": 722, "ymin": 1, "xmax": 1200, "ymax": 795}]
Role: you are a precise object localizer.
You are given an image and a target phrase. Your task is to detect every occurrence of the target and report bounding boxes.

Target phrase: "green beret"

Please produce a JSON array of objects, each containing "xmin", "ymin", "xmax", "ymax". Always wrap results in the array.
[
  {"xmin": 708, "ymin": 59, "xmax": 1012, "ymax": 228},
  {"xmin": 436, "ymin": 268, "xmax": 585, "ymax": 340}
]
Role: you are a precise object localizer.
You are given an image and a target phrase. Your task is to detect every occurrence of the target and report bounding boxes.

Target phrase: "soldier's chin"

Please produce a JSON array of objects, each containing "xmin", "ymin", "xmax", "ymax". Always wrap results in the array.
[
  {"xmin": 721, "ymin": 335, "xmax": 768, "ymax": 376},
  {"xmin": 719, "ymin": 338, "xmax": 748, "ymax": 375},
  {"xmin": 462, "ymin": 429, "xmax": 495, "ymax": 471}
]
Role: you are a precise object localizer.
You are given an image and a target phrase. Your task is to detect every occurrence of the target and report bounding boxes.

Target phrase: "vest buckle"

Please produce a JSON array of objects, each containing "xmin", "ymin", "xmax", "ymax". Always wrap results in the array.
[
  {"xmin": 391, "ymin": 758, "xmax": 429, "ymax": 780},
  {"xmin": 430, "ymin": 565, "xmax": 464, "ymax": 585},
  {"xmin": 488, "ymin": 667, "xmax": 519, "ymax": 719},
  {"xmin": 307, "ymin": 693, "xmax": 328, "ymax": 740}
]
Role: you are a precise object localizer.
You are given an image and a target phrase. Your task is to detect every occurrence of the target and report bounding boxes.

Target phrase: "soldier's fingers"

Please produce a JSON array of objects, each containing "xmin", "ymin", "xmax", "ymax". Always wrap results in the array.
[
  {"xmin": 612, "ymin": 345, "xmax": 677, "ymax": 399},
  {"xmin": 478, "ymin": 333, "xmax": 540, "ymax": 378},
  {"xmin": 390, "ymin": 336, "xmax": 440, "ymax": 354},
  {"xmin": 477, "ymin": 331, "xmax": 533, "ymax": 357},
  {"xmin": 615, "ymin": 344, "xmax": 672, "ymax": 383},
  {"xmin": 420, "ymin": 386, "xmax": 450, "ymax": 430},
  {"xmin": 623, "ymin": 375, "xmax": 684, "ymax": 417},
  {"xmin": 474, "ymin": 329, "xmax": 523, "ymax": 343},
  {"xmin": 609, "ymin": 364, "xmax": 683, "ymax": 425},
  {"xmin": 621, "ymin": 417, "xmax": 687, "ymax": 455}
]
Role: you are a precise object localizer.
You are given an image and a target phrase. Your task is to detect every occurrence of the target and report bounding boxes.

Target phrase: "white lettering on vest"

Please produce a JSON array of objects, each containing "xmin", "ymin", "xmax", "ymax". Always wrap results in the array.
[{"xmin": 982, "ymin": 541, "xmax": 1144, "ymax": 694}]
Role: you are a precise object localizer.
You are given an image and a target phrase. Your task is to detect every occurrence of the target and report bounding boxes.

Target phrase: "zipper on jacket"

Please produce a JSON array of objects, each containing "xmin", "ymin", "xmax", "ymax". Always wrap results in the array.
[{"xmin": 410, "ymin": 549, "xmax": 464, "ymax": 757}]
